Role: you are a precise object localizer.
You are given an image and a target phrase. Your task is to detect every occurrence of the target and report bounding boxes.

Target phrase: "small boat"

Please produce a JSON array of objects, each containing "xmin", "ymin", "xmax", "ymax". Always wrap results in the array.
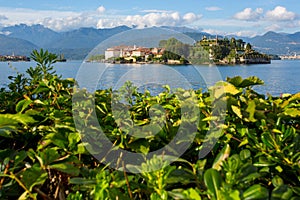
[{"xmin": 57, "ymin": 54, "xmax": 67, "ymax": 62}]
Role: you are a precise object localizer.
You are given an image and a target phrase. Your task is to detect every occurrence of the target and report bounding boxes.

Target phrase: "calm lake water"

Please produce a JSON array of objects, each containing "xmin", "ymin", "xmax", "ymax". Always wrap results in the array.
[{"xmin": 1, "ymin": 60, "xmax": 300, "ymax": 96}]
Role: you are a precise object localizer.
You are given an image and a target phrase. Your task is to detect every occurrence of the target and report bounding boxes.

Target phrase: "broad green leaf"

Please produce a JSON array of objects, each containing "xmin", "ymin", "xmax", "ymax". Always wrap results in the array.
[
  {"xmin": 0, "ymin": 114, "xmax": 35, "ymax": 129},
  {"xmin": 15, "ymin": 99, "xmax": 33, "ymax": 113},
  {"xmin": 204, "ymin": 169, "xmax": 222, "ymax": 199},
  {"xmin": 288, "ymin": 92, "xmax": 300, "ymax": 102},
  {"xmin": 272, "ymin": 175, "xmax": 284, "ymax": 187},
  {"xmin": 231, "ymin": 105, "xmax": 243, "ymax": 119},
  {"xmin": 228, "ymin": 190, "xmax": 241, "ymax": 200},
  {"xmin": 14, "ymin": 150, "xmax": 27, "ymax": 167},
  {"xmin": 49, "ymin": 163, "xmax": 80, "ymax": 176},
  {"xmin": 271, "ymin": 185, "xmax": 293, "ymax": 200},
  {"xmin": 227, "ymin": 76, "xmax": 243, "ymax": 87},
  {"xmin": 212, "ymin": 144, "xmax": 231, "ymax": 171},
  {"xmin": 243, "ymin": 184, "xmax": 269, "ymax": 200},
  {"xmin": 21, "ymin": 164, "xmax": 47, "ymax": 191},
  {"xmin": 227, "ymin": 76, "xmax": 264, "ymax": 88},
  {"xmin": 39, "ymin": 148, "xmax": 60, "ymax": 166},
  {"xmin": 182, "ymin": 188, "xmax": 201, "ymax": 200},
  {"xmin": 239, "ymin": 149, "xmax": 251, "ymax": 161},
  {"xmin": 211, "ymin": 82, "xmax": 241, "ymax": 99},
  {"xmin": 283, "ymin": 108, "xmax": 300, "ymax": 118},
  {"xmin": 239, "ymin": 76, "xmax": 264, "ymax": 88},
  {"xmin": 246, "ymin": 100, "xmax": 256, "ymax": 122}
]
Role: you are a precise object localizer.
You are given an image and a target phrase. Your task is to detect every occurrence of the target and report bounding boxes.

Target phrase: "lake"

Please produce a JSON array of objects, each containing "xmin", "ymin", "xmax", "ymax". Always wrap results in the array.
[{"xmin": 1, "ymin": 59, "xmax": 300, "ymax": 96}]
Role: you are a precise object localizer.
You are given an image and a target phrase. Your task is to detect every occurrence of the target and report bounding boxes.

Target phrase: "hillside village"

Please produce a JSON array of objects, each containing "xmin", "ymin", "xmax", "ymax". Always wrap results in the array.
[
  {"xmin": 95, "ymin": 36, "xmax": 271, "ymax": 65},
  {"xmin": 104, "ymin": 45, "xmax": 170, "ymax": 64}
]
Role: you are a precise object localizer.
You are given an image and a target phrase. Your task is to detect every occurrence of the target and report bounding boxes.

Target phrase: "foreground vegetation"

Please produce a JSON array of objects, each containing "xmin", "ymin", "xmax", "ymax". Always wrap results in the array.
[{"xmin": 0, "ymin": 50, "xmax": 299, "ymax": 199}]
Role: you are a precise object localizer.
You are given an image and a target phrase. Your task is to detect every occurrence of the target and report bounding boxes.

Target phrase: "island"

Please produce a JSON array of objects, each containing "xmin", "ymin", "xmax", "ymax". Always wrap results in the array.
[
  {"xmin": 87, "ymin": 36, "xmax": 271, "ymax": 65},
  {"xmin": 0, "ymin": 54, "xmax": 30, "ymax": 62}
]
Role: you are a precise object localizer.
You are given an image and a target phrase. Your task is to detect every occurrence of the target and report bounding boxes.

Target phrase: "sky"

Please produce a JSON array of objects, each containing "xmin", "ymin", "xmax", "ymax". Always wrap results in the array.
[{"xmin": 0, "ymin": 0, "xmax": 300, "ymax": 37}]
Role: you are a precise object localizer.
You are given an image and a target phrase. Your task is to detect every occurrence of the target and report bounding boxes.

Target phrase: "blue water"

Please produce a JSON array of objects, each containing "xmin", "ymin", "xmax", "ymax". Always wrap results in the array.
[{"xmin": 0, "ymin": 60, "xmax": 299, "ymax": 96}]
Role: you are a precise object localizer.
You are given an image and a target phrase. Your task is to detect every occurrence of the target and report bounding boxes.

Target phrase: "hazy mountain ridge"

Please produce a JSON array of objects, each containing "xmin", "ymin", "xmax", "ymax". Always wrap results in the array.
[
  {"xmin": 0, "ymin": 34, "xmax": 38, "ymax": 56},
  {"xmin": 246, "ymin": 31, "xmax": 300, "ymax": 55},
  {"xmin": 1, "ymin": 24, "xmax": 300, "ymax": 59}
]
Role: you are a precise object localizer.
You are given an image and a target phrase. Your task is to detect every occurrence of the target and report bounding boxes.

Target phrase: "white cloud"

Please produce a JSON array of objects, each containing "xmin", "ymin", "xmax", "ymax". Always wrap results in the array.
[
  {"xmin": 97, "ymin": 6, "xmax": 105, "ymax": 13},
  {"xmin": 0, "ymin": 7, "xmax": 82, "ymax": 30},
  {"xmin": 183, "ymin": 12, "xmax": 199, "ymax": 23},
  {"xmin": 40, "ymin": 13, "xmax": 97, "ymax": 31},
  {"xmin": 0, "ymin": 7, "xmax": 202, "ymax": 31},
  {"xmin": 232, "ymin": 30, "xmax": 258, "ymax": 38},
  {"xmin": 264, "ymin": 24, "xmax": 282, "ymax": 32},
  {"xmin": 201, "ymin": 29, "xmax": 224, "ymax": 35},
  {"xmin": 0, "ymin": 31, "xmax": 11, "ymax": 35},
  {"xmin": 0, "ymin": 14, "xmax": 8, "ymax": 21},
  {"xmin": 233, "ymin": 8, "xmax": 263, "ymax": 21},
  {"xmin": 97, "ymin": 12, "xmax": 202, "ymax": 29},
  {"xmin": 0, "ymin": 7, "xmax": 105, "ymax": 31},
  {"xmin": 205, "ymin": 7, "xmax": 222, "ymax": 11},
  {"xmin": 202, "ymin": 28, "xmax": 258, "ymax": 38},
  {"xmin": 265, "ymin": 6, "xmax": 296, "ymax": 21},
  {"xmin": 141, "ymin": 9, "xmax": 170, "ymax": 13}
]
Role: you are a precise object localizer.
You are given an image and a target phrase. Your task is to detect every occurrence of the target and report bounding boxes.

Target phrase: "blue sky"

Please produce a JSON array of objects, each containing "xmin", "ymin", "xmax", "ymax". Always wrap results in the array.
[{"xmin": 0, "ymin": 0, "xmax": 300, "ymax": 37}]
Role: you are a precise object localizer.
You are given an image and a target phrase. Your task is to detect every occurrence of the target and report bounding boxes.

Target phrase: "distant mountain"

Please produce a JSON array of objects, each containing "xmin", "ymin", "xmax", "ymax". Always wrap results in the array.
[
  {"xmin": 248, "ymin": 31, "xmax": 300, "ymax": 55},
  {"xmin": 2, "ymin": 24, "xmax": 60, "ymax": 47},
  {"xmin": 160, "ymin": 26, "xmax": 202, "ymax": 33},
  {"xmin": 1, "ymin": 24, "xmax": 132, "ymax": 59},
  {"xmin": 2, "ymin": 24, "xmax": 300, "ymax": 59},
  {"xmin": 50, "ymin": 26, "xmax": 131, "ymax": 49},
  {"xmin": 183, "ymin": 32, "xmax": 216, "ymax": 41},
  {"xmin": 286, "ymin": 32, "xmax": 300, "ymax": 43},
  {"xmin": 0, "ymin": 34, "xmax": 38, "ymax": 56}
]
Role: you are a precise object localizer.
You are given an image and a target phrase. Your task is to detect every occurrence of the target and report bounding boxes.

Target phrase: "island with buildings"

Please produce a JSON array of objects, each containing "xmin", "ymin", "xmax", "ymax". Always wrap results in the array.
[
  {"xmin": 0, "ymin": 54, "xmax": 30, "ymax": 62},
  {"xmin": 87, "ymin": 36, "xmax": 271, "ymax": 65}
]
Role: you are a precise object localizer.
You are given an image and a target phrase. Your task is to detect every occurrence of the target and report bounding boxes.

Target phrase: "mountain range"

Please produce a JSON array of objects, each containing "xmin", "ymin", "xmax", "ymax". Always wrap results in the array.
[{"xmin": 1, "ymin": 24, "xmax": 300, "ymax": 60}]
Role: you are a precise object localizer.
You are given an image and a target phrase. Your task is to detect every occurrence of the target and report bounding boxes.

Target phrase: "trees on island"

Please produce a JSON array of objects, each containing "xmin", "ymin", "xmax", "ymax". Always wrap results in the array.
[
  {"xmin": 89, "ymin": 36, "xmax": 270, "ymax": 64},
  {"xmin": 158, "ymin": 36, "xmax": 270, "ymax": 64}
]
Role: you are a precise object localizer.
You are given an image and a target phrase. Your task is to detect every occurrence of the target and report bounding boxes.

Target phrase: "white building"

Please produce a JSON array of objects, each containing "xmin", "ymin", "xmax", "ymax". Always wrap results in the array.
[
  {"xmin": 131, "ymin": 50, "xmax": 145, "ymax": 57},
  {"xmin": 105, "ymin": 48, "xmax": 121, "ymax": 60}
]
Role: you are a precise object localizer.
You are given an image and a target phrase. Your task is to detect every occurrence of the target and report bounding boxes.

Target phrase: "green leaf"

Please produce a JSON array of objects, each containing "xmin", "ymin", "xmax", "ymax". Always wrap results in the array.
[
  {"xmin": 271, "ymin": 185, "xmax": 293, "ymax": 200},
  {"xmin": 16, "ymin": 99, "xmax": 33, "ymax": 113},
  {"xmin": 212, "ymin": 144, "xmax": 231, "ymax": 171},
  {"xmin": 261, "ymin": 132, "xmax": 278, "ymax": 150},
  {"xmin": 204, "ymin": 169, "xmax": 222, "ymax": 199},
  {"xmin": 182, "ymin": 188, "xmax": 201, "ymax": 200},
  {"xmin": 243, "ymin": 184, "xmax": 269, "ymax": 200},
  {"xmin": 283, "ymin": 108, "xmax": 300, "ymax": 118},
  {"xmin": 231, "ymin": 105, "xmax": 243, "ymax": 119},
  {"xmin": 21, "ymin": 164, "xmax": 47, "ymax": 191},
  {"xmin": 239, "ymin": 149, "xmax": 251, "ymax": 161},
  {"xmin": 239, "ymin": 76, "xmax": 264, "ymax": 88},
  {"xmin": 211, "ymin": 82, "xmax": 241, "ymax": 99},
  {"xmin": 0, "ymin": 114, "xmax": 35, "ymax": 129},
  {"xmin": 253, "ymin": 156, "xmax": 276, "ymax": 167},
  {"xmin": 69, "ymin": 177, "xmax": 96, "ymax": 185},
  {"xmin": 246, "ymin": 100, "xmax": 256, "ymax": 122},
  {"xmin": 227, "ymin": 76, "xmax": 243, "ymax": 87},
  {"xmin": 39, "ymin": 148, "xmax": 60, "ymax": 166},
  {"xmin": 49, "ymin": 163, "xmax": 80, "ymax": 176},
  {"xmin": 228, "ymin": 190, "xmax": 241, "ymax": 200},
  {"xmin": 14, "ymin": 150, "xmax": 27, "ymax": 167},
  {"xmin": 272, "ymin": 175, "xmax": 284, "ymax": 187}
]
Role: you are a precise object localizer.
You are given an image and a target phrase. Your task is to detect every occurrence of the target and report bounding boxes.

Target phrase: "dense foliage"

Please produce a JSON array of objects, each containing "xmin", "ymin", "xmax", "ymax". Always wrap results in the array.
[{"xmin": 0, "ymin": 50, "xmax": 299, "ymax": 199}]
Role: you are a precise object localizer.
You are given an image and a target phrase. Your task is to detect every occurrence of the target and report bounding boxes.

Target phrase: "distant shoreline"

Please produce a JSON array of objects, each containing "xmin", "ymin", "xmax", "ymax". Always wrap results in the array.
[{"xmin": 0, "ymin": 55, "xmax": 30, "ymax": 62}]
